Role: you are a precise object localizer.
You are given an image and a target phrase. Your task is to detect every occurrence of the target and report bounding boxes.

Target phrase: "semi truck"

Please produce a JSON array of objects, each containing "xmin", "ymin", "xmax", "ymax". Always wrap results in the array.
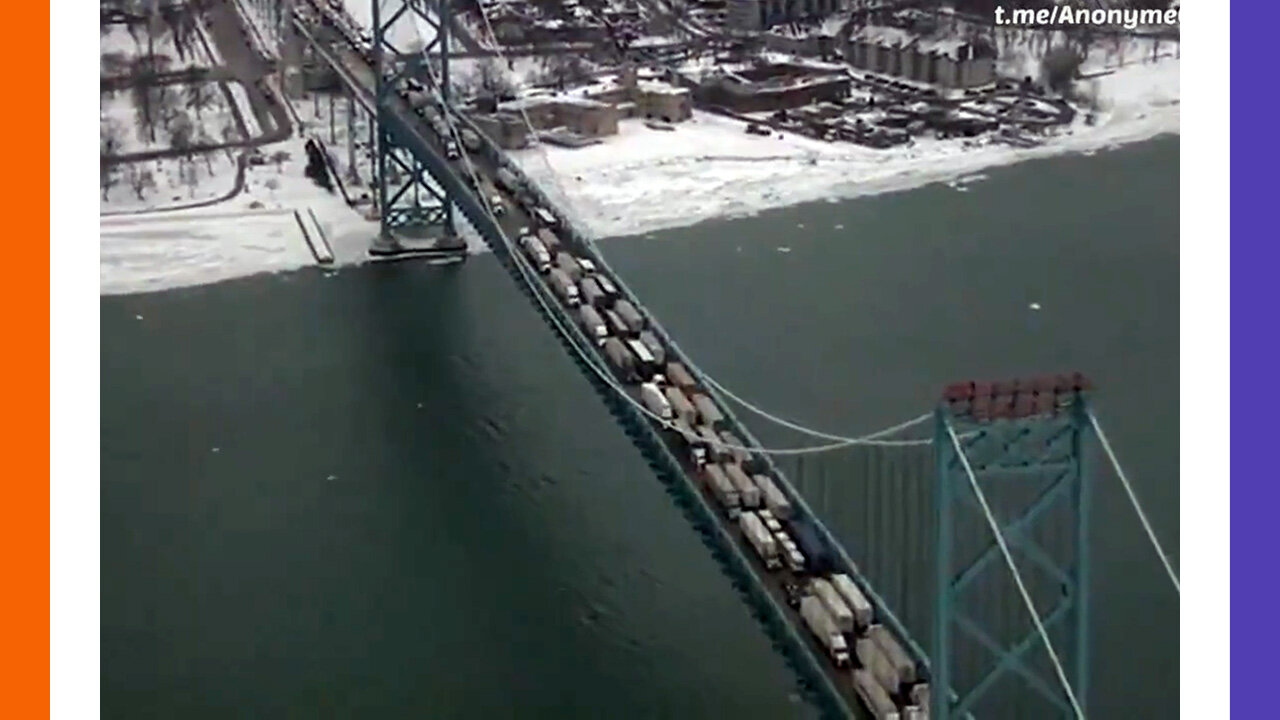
[
  {"xmin": 548, "ymin": 268, "xmax": 580, "ymax": 306},
  {"xmin": 740, "ymin": 511, "xmax": 781, "ymax": 570},
  {"xmin": 704, "ymin": 464, "xmax": 741, "ymax": 517},
  {"xmin": 755, "ymin": 474, "xmax": 793, "ymax": 520},
  {"xmin": 578, "ymin": 305, "xmax": 608, "ymax": 344},
  {"xmin": 556, "ymin": 252, "xmax": 583, "ymax": 281},
  {"xmin": 719, "ymin": 429, "xmax": 750, "ymax": 465},
  {"xmin": 671, "ymin": 418, "xmax": 708, "ymax": 466},
  {"xmin": 625, "ymin": 338, "xmax": 658, "ymax": 375},
  {"xmin": 757, "ymin": 508, "xmax": 783, "ymax": 534},
  {"xmin": 724, "ymin": 463, "xmax": 761, "ymax": 509},
  {"xmin": 640, "ymin": 382, "xmax": 674, "ymax": 421},
  {"xmin": 697, "ymin": 425, "xmax": 727, "ymax": 463},
  {"xmin": 603, "ymin": 309, "xmax": 629, "ymax": 337},
  {"xmin": 852, "ymin": 669, "xmax": 900, "ymax": 720},
  {"xmin": 857, "ymin": 637, "xmax": 902, "ymax": 698},
  {"xmin": 868, "ymin": 624, "xmax": 918, "ymax": 684},
  {"xmin": 532, "ymin": 207, "xmax": 558, "ymax": 227},
  {"xmin": 594, "ymin": 274, "xmax": 619, "ymax": 299},
  {"xmin": 580, "ymin": 277, "xmax": 608, "ymax": 309},
  {"xmin": 495, "ymin": 167, "xmax": 520, "ymax": 194},
  {"xmin": 460, "ymin": 127, "xmax": 481, "ymax": 152},
  {"xmin": 519, "ymin": 235, "xmax": 551, "ymax": 272},
  {"xmin": 603, "ymin": 337, "xmax": 639, "ymax": 383},
  {"xmin": 664, "ymin": 386, "xmax": 697, "ymax": 425},
  {"xmin": 800, "ymin": 596, "xmax": 850, "ymax": 668},
  {"xmin": 665, "ymin": 361, "xmax": 698, "ymax": 393},
  {"xmin": 536, "ymin": 228, "xmax": 561, "ymax": 255},
  {"xmin": 831, "ymin": 573, "xmax": 874, "ymax": 630},
  {"xmin": 613, "ymin": 300, "xmax": 646, "ymax": 334},
  {"xmin": 690, "ymin": 393, "xmax": 724, "ymax": 428},
  {"xmin": 811, "ymin": 577, "xmax": 855, "ymax": 633},
  {"xmin": 637, "ymin": 330, "xmax": 666, "ymax": 365},
  {"xmin": 789, "ymin": 518, "xmax": 834, "ymax": 575}
]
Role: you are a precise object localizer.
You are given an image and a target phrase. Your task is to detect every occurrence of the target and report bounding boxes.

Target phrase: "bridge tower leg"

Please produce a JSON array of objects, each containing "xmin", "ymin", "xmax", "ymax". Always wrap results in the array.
[
  {"xmin": 371, "ymin": 0, "xmax": 463, "ymax": 254},
  {"xmin": 931, "ymin": 376, "xmax": 1093, "ymax": 720}
]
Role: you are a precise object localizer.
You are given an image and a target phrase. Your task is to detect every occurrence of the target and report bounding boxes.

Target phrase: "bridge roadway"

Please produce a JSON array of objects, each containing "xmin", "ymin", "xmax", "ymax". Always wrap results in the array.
[{"xmin": 293, "ymin": 11, "xmax": 930, "ymax": 719}]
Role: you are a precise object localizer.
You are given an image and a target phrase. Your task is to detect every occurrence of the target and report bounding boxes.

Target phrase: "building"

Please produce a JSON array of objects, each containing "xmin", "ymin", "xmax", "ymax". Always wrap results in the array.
[
  {"xmin": 695, "ymin": 62, "xmax": 851, "ymax": 112},
  {"xmin": 725, "ymin": 0, "xmax": 844, "ymax": 32},
  {"xmin": 471, "ymin": 112, "xmax": 530, "ymax": 150},
  {"xmin": 613, "ymin": 66, "xmax": 694, "ymax": 123},
  {"xmin": 490, "ymin": 95, "xmax": 620, "ymax": 140},
  {"xmin": 844, "ymin": 27, "xmax": 997, "ymax": 89}
]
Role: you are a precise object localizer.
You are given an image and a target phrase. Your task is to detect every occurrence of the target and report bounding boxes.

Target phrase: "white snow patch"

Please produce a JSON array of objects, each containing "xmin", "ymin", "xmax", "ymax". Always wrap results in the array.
[{"xmin": 508, "ymin": 46, "xmax": 1178, "ymax": 238}]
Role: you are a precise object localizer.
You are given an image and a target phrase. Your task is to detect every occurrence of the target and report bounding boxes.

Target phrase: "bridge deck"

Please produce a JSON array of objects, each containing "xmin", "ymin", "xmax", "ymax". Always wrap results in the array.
[{"xmin": 291, "ymin": 5, "xmax": 934, "ymax": 718}]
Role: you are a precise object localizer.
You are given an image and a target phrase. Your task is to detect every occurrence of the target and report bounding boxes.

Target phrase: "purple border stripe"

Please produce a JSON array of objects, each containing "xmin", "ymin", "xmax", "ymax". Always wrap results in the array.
[{"xmin": 1233, "ymin": 4, "xmax": 1275, "ymax": 714}]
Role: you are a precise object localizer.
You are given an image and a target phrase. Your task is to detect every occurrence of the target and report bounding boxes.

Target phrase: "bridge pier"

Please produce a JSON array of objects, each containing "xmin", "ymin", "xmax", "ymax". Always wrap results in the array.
[
  {"xmin": 932, "ymin": 379, "xmax": 1094, "ymax": 720},
  {"xmin": 371, "ymin": 0, "xmax": 465, "ymax": 258}
]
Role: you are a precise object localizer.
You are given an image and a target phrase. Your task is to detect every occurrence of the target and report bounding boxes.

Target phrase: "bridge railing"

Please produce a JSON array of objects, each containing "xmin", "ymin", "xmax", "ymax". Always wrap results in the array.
[{"xmin": 444, "ymin": 104, "xmax": 935, "ymax": 680}]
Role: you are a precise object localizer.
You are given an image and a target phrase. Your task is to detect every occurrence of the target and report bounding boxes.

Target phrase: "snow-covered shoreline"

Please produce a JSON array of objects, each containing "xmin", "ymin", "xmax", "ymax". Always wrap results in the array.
[
  {"xmin": 100, "ymin": 39, "xmax": 1177, "ymax": 295},
  {"xmin": 509, "ymin": 53, "xmax": 1178, "ymax": 239}
]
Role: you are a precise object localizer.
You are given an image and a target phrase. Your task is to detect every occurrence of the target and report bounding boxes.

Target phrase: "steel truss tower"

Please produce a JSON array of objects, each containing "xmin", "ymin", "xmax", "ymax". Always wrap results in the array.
[
  {"xmin": 932, "ymin": 374, "xmax": 1093, "ymax": 720},
  {"xmin": 372, "ymin": 0, "xmax": 455, "ymax": 243}
]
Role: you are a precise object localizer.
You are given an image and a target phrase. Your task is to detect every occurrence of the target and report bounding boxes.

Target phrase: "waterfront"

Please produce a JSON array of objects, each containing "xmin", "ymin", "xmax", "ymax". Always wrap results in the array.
[{"xmin": 101, "ymin": 136, "xmax": 1178, "ymax": 718}]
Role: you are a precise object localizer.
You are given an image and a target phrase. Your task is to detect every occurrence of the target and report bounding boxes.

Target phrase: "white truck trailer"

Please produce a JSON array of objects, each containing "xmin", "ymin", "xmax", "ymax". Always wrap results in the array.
[
  {"xmin": 613, "ymin": 300, "xmax": 645, "ymax": 334},
  {"xmin": 690, "ymin": 393, "xmax": 724, "ymax": 428},
  {"xmin": 665, "ymin": 361, "xmax": 698, "ymax": 393},
  {"xmin": 724, "ymin": 463, "xmax": 761, "ymax": 509},
  {"xmin": 739, "ymin": 511, "xmax": 780, "ymax": 570},
  {"xmin": 799, "ymin": 595, "xmax": 850, "ymax": 668},
  {"xmin": 640, "ymin": 382, "xmax": 673, "ymax": 421},
  {"xmin": 671, "ymin": 418, "xmax": 708, "ymax": 466},
  {"xmin": 869, "ymin": 624, "xmax": 918, "ymax": 684},
  {"xmin": 857, "ymin": 636, "xmax": 902, "ymax": 697},
  {"xmin": 754, "ymin": 474, "xmax": 793, "ymax": 520},
  {"xmin": 578, "ymin": 305, "xmax": 608, "ymax": 344},
  {"xmin": 811, "ymin": 578, "xmax": 855, "ymax": 634},
  {"xmin": 852, "ymin": 669, "xmax": 900, "ymax": 720},
  {"xmin": 664, "ymin": 386, "xmax": 697, "ymax": 425},
  {"xmin": 704, "ymin": 464, "xmax": 740, "ymax": 517},
  {"xmin": 519, "ymin": 235, "xmax": 551, "ymax": 273},
  {"xmin": 548, "ymin": 268, "xmax": 580, "ymax": 306},
  {"xmin": 831, "ymin": 573, "xmax": 874, "ymax": 630}
]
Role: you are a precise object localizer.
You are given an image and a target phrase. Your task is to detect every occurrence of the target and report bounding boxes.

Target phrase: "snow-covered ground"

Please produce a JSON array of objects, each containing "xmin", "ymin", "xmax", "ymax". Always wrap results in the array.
[
  {"xmin": 100, "ymin": 19, "xmax": 1177, "ymax": 295},
  {"xmin": 101, "ymin": 135, "xmax": 384, "ymax": 295},
  {"xmin": 101, "ymin": 151, "xmax": 241, "ymax": 213},
  {"xmin": 509, "ymin": 39, "xmax": 1179, "ymax": 238},
  {"xmin": 100, "ymin": 19, "xmax": 216, "ymax": 73}
]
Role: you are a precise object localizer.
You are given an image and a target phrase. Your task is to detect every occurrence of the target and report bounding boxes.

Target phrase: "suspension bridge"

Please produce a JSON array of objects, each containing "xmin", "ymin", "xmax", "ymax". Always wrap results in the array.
[{"xmin": 240, "ymin": 1, "xmax": 1179, "ymax": 717}]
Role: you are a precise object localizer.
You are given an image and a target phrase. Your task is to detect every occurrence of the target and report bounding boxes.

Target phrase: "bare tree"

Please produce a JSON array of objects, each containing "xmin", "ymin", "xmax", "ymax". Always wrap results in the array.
[
  {"xmin": 167, "ymin": 111, "xmax": 196, "ymax": 167},
  {"xmin": 221, "ymin": 121, "xmax": 242, "ymax": 144},
  {"xmin": 127, "ymin": 165, "xmax": 156, "ymax": 200},
  {"xmin": 101, "ymin": 163, "xmax": 117, "ymax": 201},
  {"xmin": 101, "ymin": 118, "xmax": 125, "ymax": 158},
  {"xmin": 181, "ymin": 156, "xmax": 201, "ymax": 198},
  {"xmin": 1040, "ymin": 45, "xmax": 1083, "ymax": 95},
  {"xmin": 196, "ymin": 130, "xmax": 217, "ymax": 172},
  {"xmin": 185, "ymin": 82, "xmax": 216, "ymax": 121},
  {"xmin": 545, "ymin": 55, "xmax": 592, "ymax": 90},
  {"xmin": 477, "ymin": 59, "xmax": 517, "ymax": 97}
]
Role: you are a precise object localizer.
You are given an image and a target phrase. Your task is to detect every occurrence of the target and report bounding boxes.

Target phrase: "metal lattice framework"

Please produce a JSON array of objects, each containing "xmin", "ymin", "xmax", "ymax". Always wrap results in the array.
[
  {"xmin": 372, "ymin": 0, "xmax": 454, "ymax": 240},
  {"xmin": 932, "ymin": 375, "xmax": 1093, "ymax": 720}
]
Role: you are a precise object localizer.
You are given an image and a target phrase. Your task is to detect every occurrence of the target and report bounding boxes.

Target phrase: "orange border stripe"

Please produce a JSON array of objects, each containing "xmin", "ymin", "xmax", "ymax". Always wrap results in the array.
[{"xmin": 4, "ymin": 0, "xmax": 51, "ymax": 716}]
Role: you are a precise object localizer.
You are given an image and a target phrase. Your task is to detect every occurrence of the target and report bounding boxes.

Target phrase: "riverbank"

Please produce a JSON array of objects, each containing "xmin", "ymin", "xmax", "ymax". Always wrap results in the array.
[{"xmin": 510, "ymin": 43, "xmax": 1178, "ymax": 238}]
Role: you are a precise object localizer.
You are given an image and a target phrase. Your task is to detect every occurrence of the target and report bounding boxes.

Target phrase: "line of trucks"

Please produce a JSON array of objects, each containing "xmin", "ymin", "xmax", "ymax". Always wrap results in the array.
[
  {"xmin": 517, "ymin": 226, "xmax": 932, "ymax": 720},
  {"xmin": 299, "ymin": 22, "xmax": 921, "ymax": 713}
]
